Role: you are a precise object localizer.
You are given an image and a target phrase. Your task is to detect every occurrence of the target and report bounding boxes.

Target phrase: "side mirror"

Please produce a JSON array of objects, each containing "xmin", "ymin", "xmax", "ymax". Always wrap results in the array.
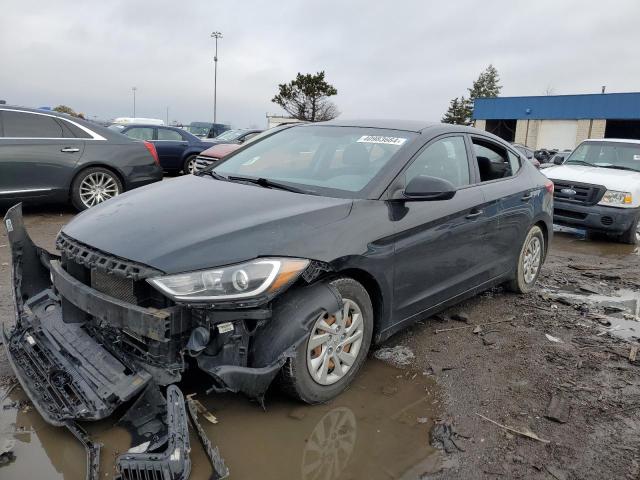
[
  {"xmin": 553, "ymin": 156, "xmax": 565, "ymax": 165},
  {"xmin": 402, "ymin": 175, "xmax": 456, "ymax": 201}
]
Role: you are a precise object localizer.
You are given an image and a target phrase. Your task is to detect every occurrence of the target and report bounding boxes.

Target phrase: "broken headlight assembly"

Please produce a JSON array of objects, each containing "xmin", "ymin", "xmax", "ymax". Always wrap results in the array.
[
  {"xmin": 598, "ymin": 190, "xmax": 633, "ymax": 206},
  {"xmin": 147, "ymin": 257, "xmax": 310, "ymax": 302}
]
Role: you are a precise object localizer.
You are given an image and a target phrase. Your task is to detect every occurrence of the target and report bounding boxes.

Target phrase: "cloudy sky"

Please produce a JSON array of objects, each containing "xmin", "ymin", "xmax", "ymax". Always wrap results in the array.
[{"xmin": 1, "ymin": 0, "xmax": 639, "ymax": 128}]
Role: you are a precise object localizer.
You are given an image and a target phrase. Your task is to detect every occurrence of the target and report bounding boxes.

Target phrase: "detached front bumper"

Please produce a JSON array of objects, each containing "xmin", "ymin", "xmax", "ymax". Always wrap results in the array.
[
  {"xmin": 2, "ymin": 204, "xmax": 153, "ymax": 425},
  {"xmin": 553, "ymin": 201, "xmax": 640, "ymax": 234}
]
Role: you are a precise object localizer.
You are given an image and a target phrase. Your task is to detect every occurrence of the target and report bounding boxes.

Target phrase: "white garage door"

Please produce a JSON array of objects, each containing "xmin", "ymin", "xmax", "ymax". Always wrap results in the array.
[{"xmin": 537, "ymin": 120, "xmax": 578, "ymax": 150}]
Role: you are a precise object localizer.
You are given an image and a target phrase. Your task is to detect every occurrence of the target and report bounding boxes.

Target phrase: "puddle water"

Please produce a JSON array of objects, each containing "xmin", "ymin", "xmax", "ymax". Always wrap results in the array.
[
  {"xmin": 0, "ymin": 360, "xmax": 442, "ymax": 479},
  {"xmin": 552, "ymin": 226, "xmax": 639, "ymax": 258},
  {"xmin": 544, "ymin": 286, "xmax": 640, "ymax": 340}
]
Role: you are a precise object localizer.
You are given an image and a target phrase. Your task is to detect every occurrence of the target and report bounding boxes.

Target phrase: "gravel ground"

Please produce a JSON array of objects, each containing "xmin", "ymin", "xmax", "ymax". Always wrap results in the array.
[{"xmin": 1, "ymin": 207, "xmax": 639, "ymax": 479}]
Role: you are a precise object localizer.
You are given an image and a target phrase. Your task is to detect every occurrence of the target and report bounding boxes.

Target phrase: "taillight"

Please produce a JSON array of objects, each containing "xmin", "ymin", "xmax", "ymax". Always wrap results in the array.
[
  {"xmin": 143, "ymin": 141, "xmax": 160, "ymax": 166},
  {"xmin": 545, "ymin": 180, "xmax": 554, "ymax": 194}
]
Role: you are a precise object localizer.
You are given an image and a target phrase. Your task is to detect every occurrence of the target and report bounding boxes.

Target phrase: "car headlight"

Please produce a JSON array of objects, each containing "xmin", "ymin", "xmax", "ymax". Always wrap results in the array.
[
  {"xmin": 147, "ymin": 257, "xmax": 310, "ymax": 302},
  {"xmin": 599, "ymin": 190, "xmax": 633, "ymax": 206}
]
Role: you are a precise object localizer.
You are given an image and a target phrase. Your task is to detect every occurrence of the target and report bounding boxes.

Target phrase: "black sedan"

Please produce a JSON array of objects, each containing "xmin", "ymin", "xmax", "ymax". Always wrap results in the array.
[
  {"xmin": 3, "ymin": 120, "xmax": 553, "ymax": 428},
  {"xmin": 119, "ymin": 124, "xmax": 213, "ymax": 174},
  {"xmin": 0, "ymin": 106, "xmax": 162, "ymax": 210}
]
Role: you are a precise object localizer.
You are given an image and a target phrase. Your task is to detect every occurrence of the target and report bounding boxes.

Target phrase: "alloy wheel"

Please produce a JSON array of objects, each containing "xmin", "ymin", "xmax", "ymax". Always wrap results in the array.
[
  {"xmin": 522, "ymin": 236, "xmax": 542, "ymax": 284},
  {"xmin": 306, "ymin": 298, "xmax": 364, "ymax": 386},
  {"xmin": 79, "ymin": 172, "xmax": 119, "ymax": 208},
  {"xmin": 186, "ymin": 158, "xmax": 197, "ymax": 174}
]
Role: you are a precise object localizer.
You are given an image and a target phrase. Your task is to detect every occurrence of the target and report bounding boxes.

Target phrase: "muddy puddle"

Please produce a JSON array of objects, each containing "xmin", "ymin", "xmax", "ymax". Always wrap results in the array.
[
  {"xmin": 552, "ymin": 226, "xmax": 640, "ymax": 257},
  {"xmin": 0, "ymin": 359, "xmax": 442, "ymax": 480},
  {"xmin": 544, "ymin": 285, "xmax": 640, "ymax": 340}
]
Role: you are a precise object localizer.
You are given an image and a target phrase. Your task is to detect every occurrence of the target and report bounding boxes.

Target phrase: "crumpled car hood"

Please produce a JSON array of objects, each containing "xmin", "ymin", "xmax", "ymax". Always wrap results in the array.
[{"xmin": 62, "ymin": 175, "xmax": 353, "ymax": 273}]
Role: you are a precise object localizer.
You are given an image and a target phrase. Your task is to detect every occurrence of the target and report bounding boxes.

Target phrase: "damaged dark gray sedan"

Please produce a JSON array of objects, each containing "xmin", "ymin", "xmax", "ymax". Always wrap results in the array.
[{"xmin": 3, "ymin": 120, "xmax": 554, "ymax": 428}]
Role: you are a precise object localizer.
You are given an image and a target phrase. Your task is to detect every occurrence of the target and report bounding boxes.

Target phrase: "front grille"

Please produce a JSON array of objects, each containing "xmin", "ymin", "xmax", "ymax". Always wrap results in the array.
[
  {"xmin": 91, "ymin": 269, "xmax": 137, "ymax": 304},
  {"xmin": 552, "ymin": 181, "xmax": 605, "ymax": 206},
  {"xmin": 555, "ymin": 208, "xmax": 588, "ymax": 220},
  {"xmin": 195, "ymin": 155, "xmax": 216, "ymax": 172},
  {"xmin": 57, "ymin": 233, "xmax": 161, "ymax": 281}
]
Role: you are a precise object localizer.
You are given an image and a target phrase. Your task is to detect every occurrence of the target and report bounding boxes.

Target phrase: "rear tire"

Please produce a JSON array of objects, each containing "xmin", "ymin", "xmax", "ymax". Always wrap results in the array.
[
  {"xmin": 183, "ymin": 155, "xmax": 198, "ymax": 175},
  {"xmin": 280, "ymin": 277, "xmax": 373, "ymax": 404},
  {"xmin": 617, "ymin": 213, "xmax": 640, "ymax": 245},
  {"xmin": 507, "ymin": 225, "xmax": 544, "ymax": 293},
  {"xmin": 71, "ymin": 167, "xmax": 123, "ymax": 211}
]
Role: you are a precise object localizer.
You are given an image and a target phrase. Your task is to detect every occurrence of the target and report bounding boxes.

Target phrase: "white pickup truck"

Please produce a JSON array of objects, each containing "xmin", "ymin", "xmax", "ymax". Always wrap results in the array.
[{"xmin": 542, "ymin": 139, "xmax": 640, "ymax": 244}]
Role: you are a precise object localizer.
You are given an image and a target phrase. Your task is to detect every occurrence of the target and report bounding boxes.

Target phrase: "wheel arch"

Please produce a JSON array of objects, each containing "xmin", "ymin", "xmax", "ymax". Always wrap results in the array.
[
  {"xmin": 323, "ymin": 267, "xmax": 385, "ymax": 343},
  {"xmin": 534, "ymin": 219, "xmax": 549, "ymax": 260}
]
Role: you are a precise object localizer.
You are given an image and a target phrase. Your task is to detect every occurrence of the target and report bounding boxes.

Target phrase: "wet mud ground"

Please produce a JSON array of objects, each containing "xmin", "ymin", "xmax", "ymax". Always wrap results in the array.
[{"xmin": 1, "ymin": 207, "xmax": 639, "ymax": 479}]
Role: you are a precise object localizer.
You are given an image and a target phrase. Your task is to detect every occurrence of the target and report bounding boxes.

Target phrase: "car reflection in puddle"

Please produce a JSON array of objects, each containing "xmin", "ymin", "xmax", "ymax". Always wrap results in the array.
[{"xmin": 0, "ymin": 359, "xmax": 442, "ymax": 480}]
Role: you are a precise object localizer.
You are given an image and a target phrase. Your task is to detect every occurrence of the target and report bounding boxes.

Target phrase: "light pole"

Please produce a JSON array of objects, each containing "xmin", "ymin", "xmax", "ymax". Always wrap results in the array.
[
  {"xmin": 210, "ymin": 31, "xmax": 223, "ymax": 123},
  {"xmin": 132, "ymin": 87, "xmax": 137, "ymax": 117}
]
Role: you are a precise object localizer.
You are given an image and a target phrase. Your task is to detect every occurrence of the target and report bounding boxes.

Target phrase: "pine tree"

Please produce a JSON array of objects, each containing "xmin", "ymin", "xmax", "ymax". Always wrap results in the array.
[
  {"xmin": 468, "ymin": 64, "xmax": 502, "ymax": 100},
  {"xmin": 441, "ymin": 96, "xmax": 472, "ymax": 125},
  {"xmin": 441, "ymin": 65, "xmax": 502, "ymax": 125}
]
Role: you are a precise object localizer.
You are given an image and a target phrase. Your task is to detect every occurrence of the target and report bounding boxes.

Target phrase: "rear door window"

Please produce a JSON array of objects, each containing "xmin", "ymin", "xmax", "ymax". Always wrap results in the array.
[
  {"xmin": 2, "ymin": 110, "xmax": 65, "ymax": 138},
  {"xmin": 157, "ymin": 128, "xmax": 183, "ymax": 141},
  {"xmin": 124, "ymin": 127, "xmax": 155, "ymax": 141},
  {"xmin": 472, "ymin": 138, "xmax": 516, "ymax": 182}
]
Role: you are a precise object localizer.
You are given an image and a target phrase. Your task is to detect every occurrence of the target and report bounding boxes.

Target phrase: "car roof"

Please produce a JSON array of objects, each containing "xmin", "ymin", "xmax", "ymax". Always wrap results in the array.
[
  {"xmin": 583, "ymin": 138, "xmax": 640, "ymax": 145},
  {"xmin": 122, "ymin": 124, "xmax": 177, "ymax": 129},
  {"xmin": 319, "ymin": 118, "xmax": 439, "ymax": 132},
  {"xmin": 0, "ymin": 105, "xmax": 128, "ymax": 141}
]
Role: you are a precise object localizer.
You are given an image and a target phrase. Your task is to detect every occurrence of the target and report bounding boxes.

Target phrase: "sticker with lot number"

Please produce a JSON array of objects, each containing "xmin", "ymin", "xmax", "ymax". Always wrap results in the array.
[
  {"xmin": 5, "ymin": 219, "xmax": 13, "ymax": 232},
  {"xmin": 357, "ymin": 135, "xmax": 407, "ymax": 146},
  {"xmin": 633, "ymin": 154, "xmax": 640, "ymax": 161}
]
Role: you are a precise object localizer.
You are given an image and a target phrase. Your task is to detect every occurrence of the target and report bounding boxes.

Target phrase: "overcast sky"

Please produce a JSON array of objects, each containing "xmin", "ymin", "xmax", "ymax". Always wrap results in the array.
[{"xmin": 1, "ymin": 0, "xmax": 639, "ymax": 128}]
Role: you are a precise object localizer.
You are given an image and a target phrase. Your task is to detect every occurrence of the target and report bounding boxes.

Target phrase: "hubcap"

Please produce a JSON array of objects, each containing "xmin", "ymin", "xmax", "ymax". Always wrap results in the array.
[
  {"xmin": 79, "ymin": 172, "xmax": 119, "ymax": 208},
  {"xmin": 306, "ymin": 298, "xmax": 364, "ymax": 386},
  {"xmin": 522, "ymin": 236, "xmax": 542, "ymax": 284}
]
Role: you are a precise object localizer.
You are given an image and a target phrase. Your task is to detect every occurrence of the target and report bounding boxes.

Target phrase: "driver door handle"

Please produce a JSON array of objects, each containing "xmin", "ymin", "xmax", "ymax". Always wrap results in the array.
[
  {"xmin": 60, "ymin": 147, "xmax": 80, "ymax": 153},
  {"xmin": 465, "ymin": 209, "xmax": 483, "ymax": 219},
  {"xmin": 521, "ymin": 193, "xmax": 533, "ymax": 201}
]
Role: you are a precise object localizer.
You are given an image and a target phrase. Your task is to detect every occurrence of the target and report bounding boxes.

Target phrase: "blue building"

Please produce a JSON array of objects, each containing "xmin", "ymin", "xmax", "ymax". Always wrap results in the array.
[{"xmin": 473, "ymin": 92, "xmax": 640, "ymax": 150}]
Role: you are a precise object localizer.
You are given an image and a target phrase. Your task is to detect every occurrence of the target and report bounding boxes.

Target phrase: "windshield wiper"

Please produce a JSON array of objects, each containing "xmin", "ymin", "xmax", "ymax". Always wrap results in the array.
[
  {"xmin": 598, "ymin": 165, "xmax": 640, "ymax": 172},
  {"xmin": 199, "ymin": 170, "xmax": 228, "ymax": 181},
  {"xmin": 565, "ymin": 160, "xmax": 594, "ymax": 166},
  {"xmin": 227, "ymin": 175, "xmax": 309, "ymax": 194}
]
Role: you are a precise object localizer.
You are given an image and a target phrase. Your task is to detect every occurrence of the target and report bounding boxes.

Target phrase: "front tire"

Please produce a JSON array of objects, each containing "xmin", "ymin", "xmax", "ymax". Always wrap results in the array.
[
  {"xmin": 280, "ymin": 277, "xmax": 374, "ymax": 404},
  {"xmin": 507, "ymin": 225, "xmax": 544, "ymax": 293},
  {"xmin": 617, "ymin": 213, "xmax": 640, "ymax": 245},
  {"xmin": 71, "ymin": 167, "xmax": 123, "ymax": 211}
]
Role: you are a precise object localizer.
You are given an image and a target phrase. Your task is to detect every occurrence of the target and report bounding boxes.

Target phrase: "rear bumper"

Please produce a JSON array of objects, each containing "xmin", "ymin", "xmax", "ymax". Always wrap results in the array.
[{"xmin": 553, "ymin": 201, "xmax": 639, "ymax": 233}]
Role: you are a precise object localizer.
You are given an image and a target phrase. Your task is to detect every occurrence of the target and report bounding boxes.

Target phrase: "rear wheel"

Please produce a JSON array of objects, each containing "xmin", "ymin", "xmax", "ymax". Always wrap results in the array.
[
  {"xmin": 617, "ymin": 213, "xmax": 640, "ymax": 245},
  {"xmin": 280, "ymin": 277, "xmax": 373, "ymax": 404},
  {"xmin": 507, "ymin": 225, "xmax": 544, "ymax": 293},
  {"xmin": 71, "ymin": 167, "xmax": 123, "ymax": 211},
  {"xmin": 183, "ymin": 155, "xmax": 198, "ymax": 175}
]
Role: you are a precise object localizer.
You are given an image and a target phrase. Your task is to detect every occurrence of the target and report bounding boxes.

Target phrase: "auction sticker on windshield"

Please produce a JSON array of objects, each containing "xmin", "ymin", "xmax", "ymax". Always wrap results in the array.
[{"xmin": 357, "ymin": 135, "xmax": 407, "ymax": 146}]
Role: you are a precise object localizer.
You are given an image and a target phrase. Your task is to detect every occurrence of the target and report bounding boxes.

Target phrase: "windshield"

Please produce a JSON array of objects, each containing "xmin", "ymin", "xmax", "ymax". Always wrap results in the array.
[
  {"xmin": 215, "ymin": 129, "xmax": 247, "ymax": 141},
  {"xmin": 187, "ymin": 124, "xmax": 211, "ymax": 136},
  {"xmin": 566, "ymin": 142, "xmax": 640, "ymax": 171},
  {"xmin": 212, "ymin": 125, "xmax": 416, "ymax": 196}
]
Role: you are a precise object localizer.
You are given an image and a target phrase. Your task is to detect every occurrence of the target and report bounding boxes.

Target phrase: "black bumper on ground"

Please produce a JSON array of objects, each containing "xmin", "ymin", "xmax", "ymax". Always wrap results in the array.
[{"xmin": 553, "ymin": 201, "xmax": 639, "ymax": 234}]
